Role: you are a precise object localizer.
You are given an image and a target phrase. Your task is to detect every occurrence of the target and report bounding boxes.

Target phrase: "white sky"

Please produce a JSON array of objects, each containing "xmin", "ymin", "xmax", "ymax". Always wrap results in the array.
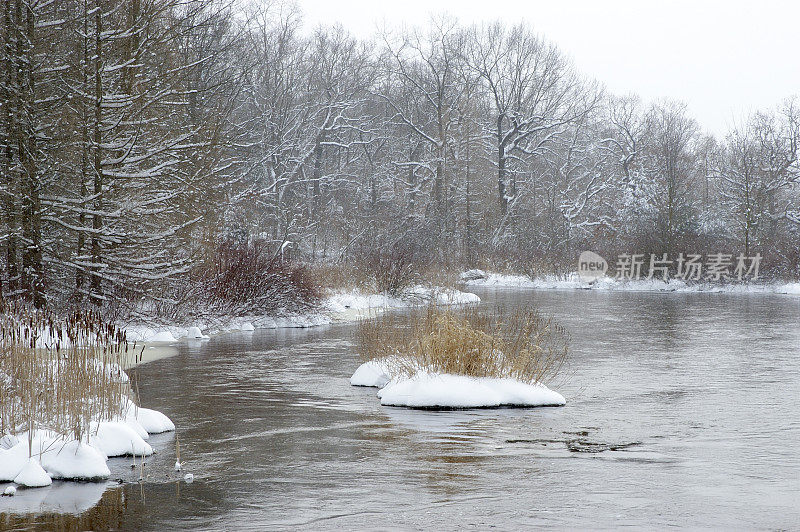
[{"xmin": 297, "ymin": 0, "xmax": 800, "ymax": 137}]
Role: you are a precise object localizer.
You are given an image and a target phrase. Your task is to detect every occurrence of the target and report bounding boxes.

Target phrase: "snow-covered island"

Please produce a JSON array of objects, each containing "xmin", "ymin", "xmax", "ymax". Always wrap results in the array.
[
  {"xmin": 352, "ymin": 361, "xmax": 565, "ymax": 409},
  {"xmin": 350, "ymin": 305, "xmax": 568, "ymax": 409},
  {"xmin": 0, "ymin": 398, "xmax": 175, "ymax": 488}
]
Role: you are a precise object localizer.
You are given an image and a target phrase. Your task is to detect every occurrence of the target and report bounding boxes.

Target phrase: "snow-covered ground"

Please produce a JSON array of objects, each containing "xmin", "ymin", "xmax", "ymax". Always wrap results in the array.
[
  {"xmin": 0, "ymin": 398, "xmax": 174, "ymax": 488},
  {"xmin": 124, "ymin": 285, "xmax": 480, "ymax": 345},
  {"xmin": 461, "ymin": 270, "xmax": 800, "ymax": 295},
  {"xmin": 350, "ymin": 359, "xmax": 392, "ymax": 388},
  {"xmin": 350, "ymin": 360, "xmax": 565, "ymax": 409}
]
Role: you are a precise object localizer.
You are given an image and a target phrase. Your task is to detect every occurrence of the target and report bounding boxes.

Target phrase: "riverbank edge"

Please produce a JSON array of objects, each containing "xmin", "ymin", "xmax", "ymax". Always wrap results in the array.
[
  {"xmin": 121, "ymin": 284, "xmax": 482, "ymax": 348},
  {"xmin": 461, "ymin": 270, "xmax": 800, "ymax": 295}
]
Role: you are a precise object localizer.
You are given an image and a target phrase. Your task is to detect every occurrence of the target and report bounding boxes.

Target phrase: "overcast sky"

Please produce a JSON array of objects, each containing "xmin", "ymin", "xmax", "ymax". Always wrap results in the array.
[{"xmin": 298, "ymin": 0, "xmax": 800, "ymax": 137}]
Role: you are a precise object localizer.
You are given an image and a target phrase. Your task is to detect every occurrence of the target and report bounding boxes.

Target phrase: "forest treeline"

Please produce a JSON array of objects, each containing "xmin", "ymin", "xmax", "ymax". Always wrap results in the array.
[{"xmin": 1, "ymin": 0, "xmax": 799, "ymax": 313}]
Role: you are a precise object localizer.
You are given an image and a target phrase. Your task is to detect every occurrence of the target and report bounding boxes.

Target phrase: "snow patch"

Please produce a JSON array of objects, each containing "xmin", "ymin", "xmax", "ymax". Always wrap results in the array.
[
  {"xmin": 377, "ymin": 373, "xmax": 566, "ymax": 409},
  {"xmin": 186, "ymin": 326, "xmax": 209, "ymax": 339},
  {"xmin": 350, "ymin": 360, "xmax": 392, "ymax": 388},
  {"xmin": 41, "ymin": 441, "xmax": 110, "ymax": 480},
  {"xmin": 13, "ymin": 458, "xmax": 52, "ymax": 488},
  {"xmin": 463, "ymin": 271, "xmax": 800, "ymax": 295},
  {"xmin": 132, "ymin": 407, "xmax": 175, "ymax": 434},
  {"xmin": 89, "ymin": 422, "xmax": 152, "ymax": 458}
]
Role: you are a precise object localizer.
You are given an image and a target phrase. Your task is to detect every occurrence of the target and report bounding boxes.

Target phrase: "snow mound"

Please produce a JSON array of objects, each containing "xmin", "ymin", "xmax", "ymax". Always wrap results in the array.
[
  {"xmin": 124, "ymin": 417, "xmax": 150, "ymax": 440},
  {"xmin": 350, "ymin": 360, "xmax": 392, "ymax": 388},
  {"xmin": 377, "ymin": 373, "xmax": 566, "ymax": 409},
  {"xmin": 89, "ymin": 422, "xmax": 152, "ymax": 457},
  {"xmin": 3, "ymin": 486, "xmax": 15, "ymax": 496},
  {"xmin": 241, "ymin": 322, "xmax": 255, "ymax": 332},
  {"xmin": 13, "ymin": 458, "xmax": 52, "ymax": 488},
  {"xmin": 120, "ymin": 397, "xmax": 174, "ymax": 434},
  {"xmin": 0, "ymin": 440, "xmax": 28, "ymax": 481},
  {"xmin": 459, "ymin": 269, "xmax": 488, "ymax": 282},
  {"xmin": 431, "ymin": 288, "xmax": 480, "ymax": 305},
  {"xmin": 133, "ymin": 407, "xmax": 175, "ymax": 434},
  {"xmin": 41, "ymin": 441, "xmax": 110, "ymax": 480},
  {"xmin": 149, "ymin": 330, "xmax": 178, "ymax": 343},
  {"xmin": 186, "ymin": 326, "xmax": 209, "ymax": 339}
]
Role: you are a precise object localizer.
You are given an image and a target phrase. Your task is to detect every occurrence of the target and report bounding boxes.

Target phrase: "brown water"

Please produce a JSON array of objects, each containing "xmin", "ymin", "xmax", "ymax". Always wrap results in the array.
[{"xmin": 2, "ymin": 288, "xmax": 800, "ymax": 530}]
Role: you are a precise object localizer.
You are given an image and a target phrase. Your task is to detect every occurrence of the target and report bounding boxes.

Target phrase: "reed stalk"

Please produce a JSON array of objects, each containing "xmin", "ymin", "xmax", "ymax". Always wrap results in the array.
[{"xmin": 0, "ymin": 297, "xmax": 132, "ymax": 449}]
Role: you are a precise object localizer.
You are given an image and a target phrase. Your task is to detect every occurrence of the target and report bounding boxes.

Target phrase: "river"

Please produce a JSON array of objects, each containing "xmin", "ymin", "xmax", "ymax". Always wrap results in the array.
[{"xmin": 2, "ymin": 288, "xmax": 799, "ymax": 530}]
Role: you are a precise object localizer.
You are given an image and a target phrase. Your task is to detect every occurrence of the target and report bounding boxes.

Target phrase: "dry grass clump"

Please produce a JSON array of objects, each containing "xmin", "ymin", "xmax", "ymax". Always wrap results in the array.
[
  {"xmin": 356, "ymin": 305, "xmax": 569, "ymax": 384},
  {"xmin": 0, "ymin": 298, "xmax": 132, "ymax": 443}
]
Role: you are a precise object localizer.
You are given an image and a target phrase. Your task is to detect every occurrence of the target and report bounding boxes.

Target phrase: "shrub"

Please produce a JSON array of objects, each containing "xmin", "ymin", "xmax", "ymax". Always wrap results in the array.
[
  {"xmin": 346, "ymin": 230, "xmax": 430, "ymax": 296},
  {"xmin": 356, "ymin": 304, "xmax": 569, "ymax": 385},
  {"xmin": 364, "ymin": 242, "xmax": 418, "ymax": 296},
  {"xmin": 192, "ymin": 239, "xmax": 321, "ymax": 316}
]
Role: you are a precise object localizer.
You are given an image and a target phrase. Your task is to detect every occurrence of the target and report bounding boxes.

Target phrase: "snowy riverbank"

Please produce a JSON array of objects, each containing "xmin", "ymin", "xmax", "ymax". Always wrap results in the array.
[
  {"xmin": 122, "ymin": 285, "xmax": 481, "ymax": 346},
  {"xmin": 460, "ymin": 270, "xmax": 800, "ymax": 295},
  {"xmin": 0, "ymin": 398, "xmax": 174, "ymax": 489}
]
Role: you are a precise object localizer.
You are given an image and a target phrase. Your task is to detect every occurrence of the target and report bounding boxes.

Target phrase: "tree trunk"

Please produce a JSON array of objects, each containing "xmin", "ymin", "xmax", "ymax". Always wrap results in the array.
[
  {"xmin": 498, "ymin": 146, "xmax": 508, "ymax": 215},
  {"xmin": 76, "ymin": 0, "xmax": 90, "ymax": 291},
  {"xmin": 497, "ymin": 117, "xmax": 508, "ymax": 215},
  {"xmin": 90, "ymin": 4, "xmax": 104, "ymax": 304},
  {"xmin": 19, "ymin": 1, "xmax": 44, "ymax": 307},
  {"xmin": 1, "ymin": 0, "xmax": 19, "ymax": 293}
]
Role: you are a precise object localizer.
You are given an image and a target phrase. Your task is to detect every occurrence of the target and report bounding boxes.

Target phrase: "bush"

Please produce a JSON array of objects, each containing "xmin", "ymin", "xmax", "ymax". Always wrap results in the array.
[
  {"xmin": 193, "ymin": 239, "xmax": 321, "ymax": 316},
  {"xmin": 356, "ymin": 304, "xmax": 569, "ymax": 385},
  {"xmin": 363, "ymin": 241, "xmax": 418, "ymax": 296}
]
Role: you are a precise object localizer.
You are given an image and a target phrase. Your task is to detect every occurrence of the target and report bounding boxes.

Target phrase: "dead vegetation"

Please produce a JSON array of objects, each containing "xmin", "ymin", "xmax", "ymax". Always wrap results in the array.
[
  {"xmin": 356, "ymin": 304, "xmax": 569, "ymax": 384},
  {"xmin": 0, "ymin": 298, "xmax": 132, "ymax": 443}
]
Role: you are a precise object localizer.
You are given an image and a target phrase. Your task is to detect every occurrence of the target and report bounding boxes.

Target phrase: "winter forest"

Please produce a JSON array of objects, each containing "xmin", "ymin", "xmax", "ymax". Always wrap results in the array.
[{"xmin": 2, "ymin": 0, "xmax": 800, "ymax": 316}]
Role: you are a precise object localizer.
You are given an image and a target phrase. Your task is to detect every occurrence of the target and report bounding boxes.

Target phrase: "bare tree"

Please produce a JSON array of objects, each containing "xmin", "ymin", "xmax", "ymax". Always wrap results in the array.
[{"xmin": 469, "ymin": 22, "xmax": 598, "ymax": 230}]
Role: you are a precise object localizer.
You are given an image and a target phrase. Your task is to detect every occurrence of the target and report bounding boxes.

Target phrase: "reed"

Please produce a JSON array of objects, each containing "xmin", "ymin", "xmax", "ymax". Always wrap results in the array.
[
  {"xmin": 0, "ymin": 297, "xmax": 132, "ymax": 449},
  {"xmin": 356, "ymin": 304, "xmax": 569, "ymax": 385}
]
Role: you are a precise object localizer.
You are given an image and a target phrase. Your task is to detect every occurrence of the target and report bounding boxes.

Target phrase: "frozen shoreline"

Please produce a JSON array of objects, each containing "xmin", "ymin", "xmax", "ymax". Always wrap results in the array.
[
  {"xmin": 122, "ymin": 285, "xmax": 481, "ymax": 348},
  {"xmin": 461, "ymin": 270, "xmax": 800, "ymax": 295},
  {"xmin": 0, "ymin": 398, "xmax": 175, "ymax": 489}
]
